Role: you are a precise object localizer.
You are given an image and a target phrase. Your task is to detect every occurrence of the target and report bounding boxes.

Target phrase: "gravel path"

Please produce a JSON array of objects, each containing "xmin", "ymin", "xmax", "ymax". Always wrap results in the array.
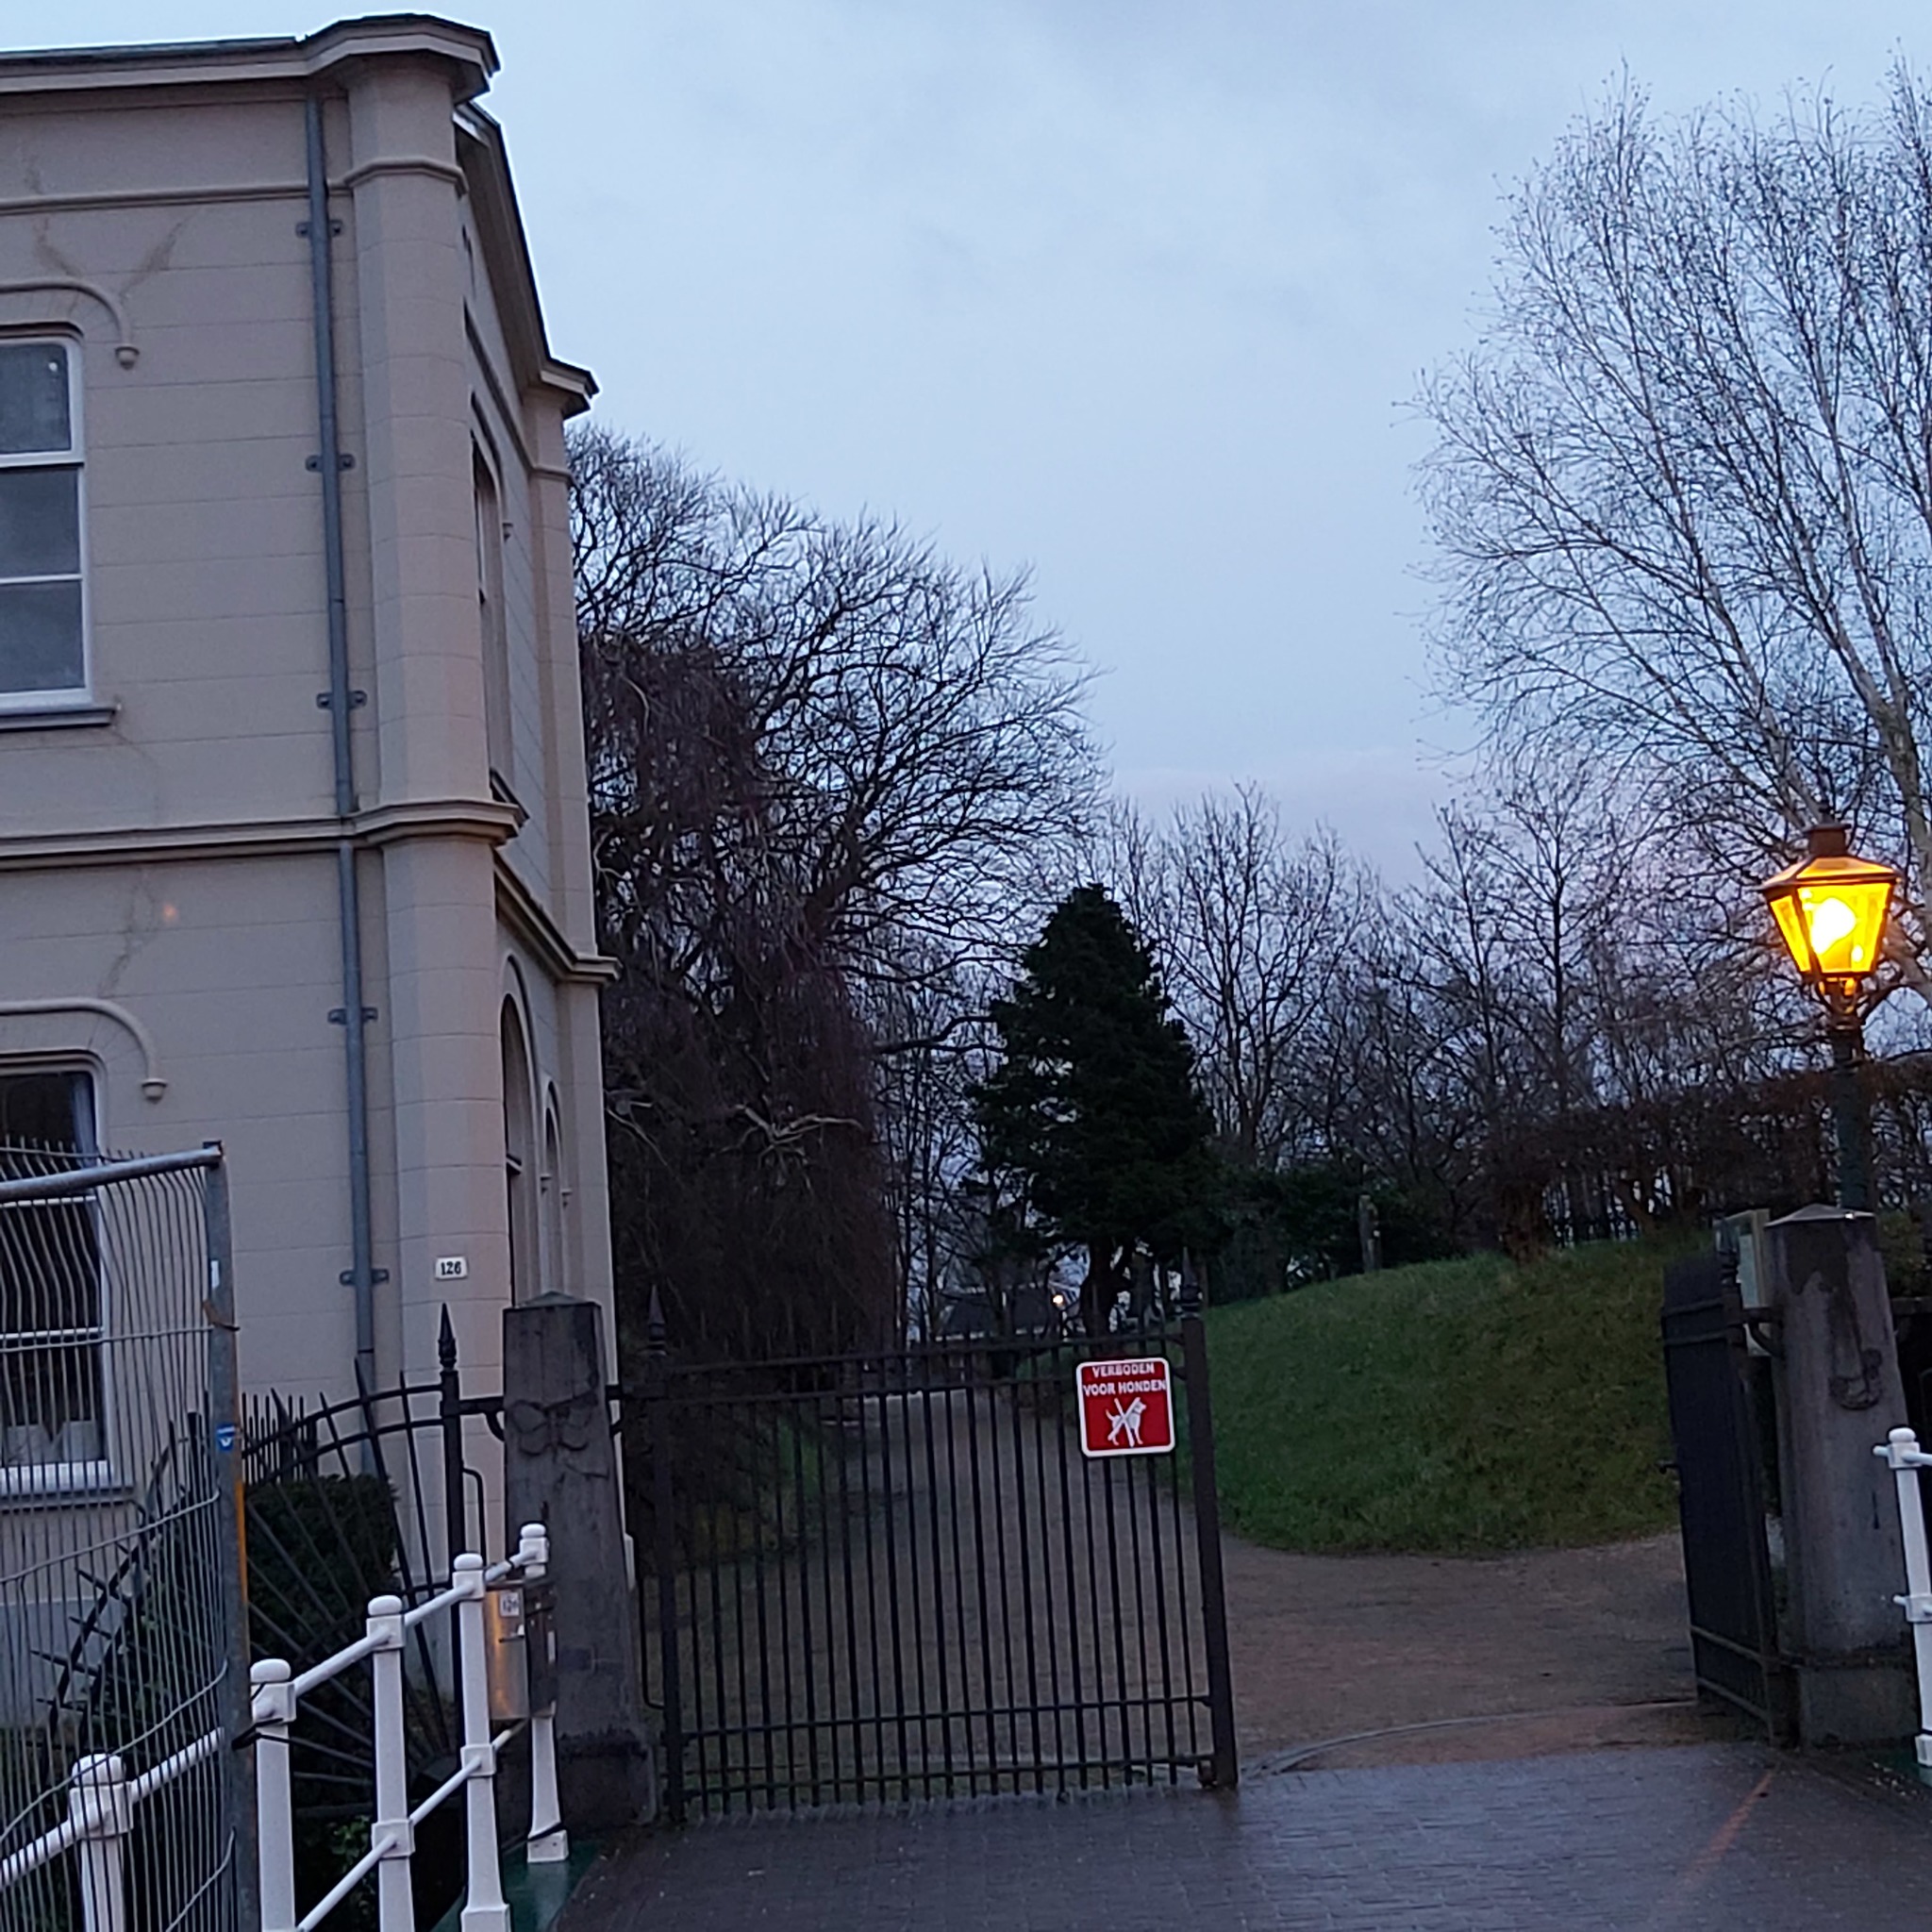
[{"xmin": 1222, "ymin": 1527, "xmax": 1718, "ymax": 1767}]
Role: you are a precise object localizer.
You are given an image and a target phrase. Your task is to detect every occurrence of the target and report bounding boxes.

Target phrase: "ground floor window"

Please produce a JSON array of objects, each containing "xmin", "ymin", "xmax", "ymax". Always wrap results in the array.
[{"xmin": 0, "ymin": 1070, "xmax": 103, "ymax": 1473}]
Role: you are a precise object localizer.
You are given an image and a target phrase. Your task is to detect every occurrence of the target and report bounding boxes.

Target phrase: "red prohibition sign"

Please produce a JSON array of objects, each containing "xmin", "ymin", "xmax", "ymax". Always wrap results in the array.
[{"xmin": 1076, "ymin": 1357, "xmax": 1174, "ymax": 1458}]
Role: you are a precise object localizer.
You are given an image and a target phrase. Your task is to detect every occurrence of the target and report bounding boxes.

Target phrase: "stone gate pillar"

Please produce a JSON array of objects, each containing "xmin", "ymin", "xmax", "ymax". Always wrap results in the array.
[
  {"xmin": 1765, "ymin": 1206, "xmax": 1913, "ymax": 1742},
  {"xmin": 503, "ymin": 1291, "xmax": 655, "ymax": 1828}
]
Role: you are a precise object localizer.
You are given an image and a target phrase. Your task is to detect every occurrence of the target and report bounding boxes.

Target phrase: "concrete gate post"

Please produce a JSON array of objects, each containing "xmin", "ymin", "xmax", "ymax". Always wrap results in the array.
[
  {"xmin": 503, "ymin": 1291, "xmax": 656, "ymax": 1829},
  {"xmin": 1764, "ymin": 1206, "xmax": 1914, "ymax": 1742}
]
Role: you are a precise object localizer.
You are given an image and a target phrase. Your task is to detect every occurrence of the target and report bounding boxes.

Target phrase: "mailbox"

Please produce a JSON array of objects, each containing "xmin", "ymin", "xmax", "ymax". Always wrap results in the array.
[
  {"xmin": 483, "ymin": 1581, "xmax": 529, "ymax": 1722},
  {"xmin": 484, "ymin": 1571, "xmax": 558, "ymax": 1722}
]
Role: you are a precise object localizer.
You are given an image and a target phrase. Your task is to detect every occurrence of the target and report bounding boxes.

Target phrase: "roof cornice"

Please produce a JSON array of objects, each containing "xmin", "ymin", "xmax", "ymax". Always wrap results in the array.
[
  {"xmin": 0, "ymin": 13, "xmax": 497, "ymax": 102},
  {"xmin": 454, "ymin": 105, "xmax": 599, "ymax": 415},
  {"xmin": 0, "ymin": 13, "xmax": 594, "ymax": 409}
]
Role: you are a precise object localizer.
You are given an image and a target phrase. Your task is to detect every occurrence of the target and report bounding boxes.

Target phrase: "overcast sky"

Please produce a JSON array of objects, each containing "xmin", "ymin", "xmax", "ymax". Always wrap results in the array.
[{"xmin": 39, "ymin": 2, "xmax": 1932, "ymax": 870}]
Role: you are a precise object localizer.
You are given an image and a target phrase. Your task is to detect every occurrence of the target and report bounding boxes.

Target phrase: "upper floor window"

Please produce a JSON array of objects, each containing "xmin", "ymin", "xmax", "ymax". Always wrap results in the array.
[{"xmin": 0, "ymin": 341, "xmax": 85, "ymax": 708}]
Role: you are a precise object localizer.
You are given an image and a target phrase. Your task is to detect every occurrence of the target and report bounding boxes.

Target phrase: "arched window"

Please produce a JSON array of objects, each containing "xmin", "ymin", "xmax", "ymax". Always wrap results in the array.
[
  {"xmin": 541, "ymin": 1104, "xmax": 565, "ymax": 1297},
  {"xmin": 499, "ymin": 1000, "xmax": 536, "ymax": 1304},
  {"xmin": 475, "ymin": 444, "xmax": 513, "ymax": 789}
]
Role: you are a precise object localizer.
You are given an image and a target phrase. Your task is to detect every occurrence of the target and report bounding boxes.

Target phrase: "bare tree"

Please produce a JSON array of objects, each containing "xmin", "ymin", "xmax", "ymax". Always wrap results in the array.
[
  {"xmin": 863, "ymin": 948, "xmax": 1008, "ymax": 1340},
  {"xmin": 1421, "ymin": 69, "xmax": 1932, "ymax": 1004},
  {"xmin": 575, "ymin": 428, "xmax": 1097, "ymax": 985},
  {"xmin": 1112, "ymin": 790, "xmax": 1366, "ymax": 1172},
  {"xmin": 571, "ymin": 428, "xmax": 1098, "ymax": 1355}
]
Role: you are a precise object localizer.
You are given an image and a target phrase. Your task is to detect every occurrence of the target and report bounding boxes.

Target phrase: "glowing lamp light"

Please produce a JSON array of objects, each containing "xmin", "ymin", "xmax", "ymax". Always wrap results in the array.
[{"xmin": 1759, "ymin": 825, "xmax": 1900, "ymax": 998}]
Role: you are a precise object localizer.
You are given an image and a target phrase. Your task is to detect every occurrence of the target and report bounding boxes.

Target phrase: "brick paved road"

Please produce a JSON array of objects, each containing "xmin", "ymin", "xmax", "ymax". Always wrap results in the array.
[{"xmin": 561, "ymin": 1744, "xmax": 1932, "ymax": 1931}]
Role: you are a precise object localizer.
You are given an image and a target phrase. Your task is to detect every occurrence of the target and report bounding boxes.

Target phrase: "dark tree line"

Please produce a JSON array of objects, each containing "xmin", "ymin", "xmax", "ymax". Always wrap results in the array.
[
  {"xmin": 571, "ymin": 427, "xmax": 1932, "ymax": 1354},
  {"xmin": 1080, "ymin": 769, "xmax": 1932, "ymax": 1306}
]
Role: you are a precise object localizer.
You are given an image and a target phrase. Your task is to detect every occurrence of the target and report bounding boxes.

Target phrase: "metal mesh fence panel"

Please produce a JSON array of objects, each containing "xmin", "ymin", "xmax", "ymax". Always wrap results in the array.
[{"xmin": 0, "ymin": 1145, "xmax": 242, "ymax": 1932}]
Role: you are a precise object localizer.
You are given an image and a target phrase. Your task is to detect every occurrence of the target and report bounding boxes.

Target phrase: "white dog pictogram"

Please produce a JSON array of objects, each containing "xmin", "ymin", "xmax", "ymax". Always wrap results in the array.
[{"xmin": 1106, "ymin": 1396, "xmax": 1146, "ymax": 1448}]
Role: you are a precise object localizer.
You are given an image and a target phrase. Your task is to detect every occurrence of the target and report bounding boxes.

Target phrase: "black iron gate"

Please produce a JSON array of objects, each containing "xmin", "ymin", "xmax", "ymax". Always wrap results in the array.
[
  {"xmin": 1660, "ymin": 1253, "xmax": 1790, "ymax": 1738},
  {"xmin": 631, "ymin": 1289, "xmax": 1238, "ymax": 1818}
]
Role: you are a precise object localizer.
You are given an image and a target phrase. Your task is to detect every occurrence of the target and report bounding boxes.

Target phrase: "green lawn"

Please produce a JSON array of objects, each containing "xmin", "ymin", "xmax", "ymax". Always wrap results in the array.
[{"xmin": 1206, "ymin": 1240, "xmax": 1687, "ymax": 1554}]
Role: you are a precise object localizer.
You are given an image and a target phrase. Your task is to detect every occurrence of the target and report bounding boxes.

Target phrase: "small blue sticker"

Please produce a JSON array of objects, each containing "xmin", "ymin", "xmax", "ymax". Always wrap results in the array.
[{"xmin": 214, "ymin": 1424, "xmax": 237, "ymax": 1453}]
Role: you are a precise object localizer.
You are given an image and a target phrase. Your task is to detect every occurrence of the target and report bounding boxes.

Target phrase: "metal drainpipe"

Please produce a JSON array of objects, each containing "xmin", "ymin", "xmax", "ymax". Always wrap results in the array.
[{"xmin": 306, "ymin": 92, "xmax": 378, "ymax": 1393}]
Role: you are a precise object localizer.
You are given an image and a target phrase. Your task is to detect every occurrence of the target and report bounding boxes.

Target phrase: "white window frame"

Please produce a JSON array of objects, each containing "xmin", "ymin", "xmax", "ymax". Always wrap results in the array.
[
  {"xmin": 0, "ymin": 335, "xmax": 90, "ymax": 714},
  {"xmin": 0, "ymin": 1064, "xmax": 113, "ymax": 1496}
]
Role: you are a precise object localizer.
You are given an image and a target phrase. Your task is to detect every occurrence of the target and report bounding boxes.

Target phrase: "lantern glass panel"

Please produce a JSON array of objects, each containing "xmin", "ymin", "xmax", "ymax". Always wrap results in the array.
[
  {"xmin": 1796, "ymin": 876, "xmax": 1891, "ymax": 976},
  {"xmin": 1770, "ymin": 891, "xmax": 1810, "ymax": 975}
]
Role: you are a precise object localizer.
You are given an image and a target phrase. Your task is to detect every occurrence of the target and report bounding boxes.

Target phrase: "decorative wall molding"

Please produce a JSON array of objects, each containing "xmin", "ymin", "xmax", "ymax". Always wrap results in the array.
[
  {"xmin": 0, "ymin": 277, "xmax": 138, "ymax": 365},
  {"xmin": 0, "ymin": 183, "xmax": 308, "ymax": 220},
  {"xmin": 0, "ymin": 805, "xmax": 610, "ymax": 988},
  {"xmin": 0, "ymin": 798, "xmax": 521, "ymax": 873},
  {"xmin": 0, "ymin": 997, "xmax": 166, "ymax": 1099},
  {"xmin": 340, "ymin": 154, "xmax": 467, "ymax": 193},
  {"xmin": 494, "ymin": 858, "xmax": 617, "ymax": 989}
]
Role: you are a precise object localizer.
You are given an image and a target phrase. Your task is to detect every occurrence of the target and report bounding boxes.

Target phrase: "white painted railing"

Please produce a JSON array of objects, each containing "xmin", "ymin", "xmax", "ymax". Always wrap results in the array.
[
  {"xmin": 1875, "ymin": 1425, "xmax": 1932, "ymax": 1778},
  {"xmin": 253, "ymin": 1521, "xmax": 567, "ymax": 1932},
  {"xmin": 0, "ymin": 1731, "xmax": 226, "ymax": 1932}
]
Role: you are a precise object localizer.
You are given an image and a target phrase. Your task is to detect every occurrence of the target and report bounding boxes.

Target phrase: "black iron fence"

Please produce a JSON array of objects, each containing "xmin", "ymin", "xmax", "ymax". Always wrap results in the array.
[
  {"xmin": 629, "ymin": 1288, "xmax": 1237, "ymax": 1819},
  {"xmin": 237, "ymin": 1315, "xmax": 516, "ymax": 1928},
  {"xmin": 239, "ymin": 1313, "xmax": 507, "ymax": 1867},
  {"xmin": 236, "ymin": 1291, "xmax": 1241, "ymax": 1832}
]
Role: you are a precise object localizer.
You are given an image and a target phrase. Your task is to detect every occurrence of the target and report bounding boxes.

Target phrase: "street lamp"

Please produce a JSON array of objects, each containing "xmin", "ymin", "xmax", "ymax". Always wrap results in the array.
[{"xmin": 1760, "ymin": 824, "xmax": 1901, "ymax": 1211}]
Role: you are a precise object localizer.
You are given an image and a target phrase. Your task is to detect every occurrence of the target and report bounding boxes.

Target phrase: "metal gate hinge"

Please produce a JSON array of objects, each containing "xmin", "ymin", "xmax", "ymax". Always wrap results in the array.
[
  {"xmin": 327, "ymin": 1006, "xmax": 379, "ymax": 1024},
  {"xmin": 1896, "ymin": 1592, "xmax": 1932, "ymax": 1624}
]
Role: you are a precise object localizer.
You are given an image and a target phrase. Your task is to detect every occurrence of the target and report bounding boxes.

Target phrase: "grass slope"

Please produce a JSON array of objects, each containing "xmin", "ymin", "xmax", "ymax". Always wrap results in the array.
[{"xmin": 1207, "ymin": 1241, "xmax": 1685, "ymax": 1554}]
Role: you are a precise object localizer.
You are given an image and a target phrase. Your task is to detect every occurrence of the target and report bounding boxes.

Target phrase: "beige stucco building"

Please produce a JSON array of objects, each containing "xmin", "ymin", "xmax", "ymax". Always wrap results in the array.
[{"xmin": 0, "ymin": 14, "xmax": 614, "ymax": 1449}]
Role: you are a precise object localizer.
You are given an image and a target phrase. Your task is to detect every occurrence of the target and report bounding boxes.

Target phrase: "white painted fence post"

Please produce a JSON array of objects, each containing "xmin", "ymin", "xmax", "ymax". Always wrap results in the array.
[
  {"xmin": 518, "ymin": 1521, "xmax": 568, "ymax": 1864},
  {"xmin": 453, "ymin": 1554, "xmax": 509, "ymax": 1932},
  {"xmin": 252, "ymin": 1658, "xmax": 299, "ymax": 1932},
  {"xmin": 1877, "ymin": 1426, "xmax": 1932, "ymax": 1776},
  {"xmin": 368, "ymin": 1594, "xmax": 414, "ymax": 1932},
  {"xmin": 68, "ymin": 1755, "xmax": 129, "ymax": 1932}
]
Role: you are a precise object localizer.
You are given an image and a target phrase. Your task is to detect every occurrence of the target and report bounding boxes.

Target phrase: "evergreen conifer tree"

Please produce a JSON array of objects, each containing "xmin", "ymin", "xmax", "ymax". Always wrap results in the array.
[{"xmin": 974, "ymin": 885, "xmax": 1218, "ymax": 1332}]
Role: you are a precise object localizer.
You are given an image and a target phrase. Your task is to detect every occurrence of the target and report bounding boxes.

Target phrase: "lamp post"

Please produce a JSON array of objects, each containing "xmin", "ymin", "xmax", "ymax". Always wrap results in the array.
[{"xmin": 1760, "ymin": 824, "xmax": 1901, "ymax": 1211}]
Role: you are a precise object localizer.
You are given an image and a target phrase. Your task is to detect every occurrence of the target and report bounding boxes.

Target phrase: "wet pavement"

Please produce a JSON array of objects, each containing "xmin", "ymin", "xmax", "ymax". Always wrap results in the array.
[{"xmin": 560, "ymin": 1742, "xmax": 1932, "ymax": 1931}]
